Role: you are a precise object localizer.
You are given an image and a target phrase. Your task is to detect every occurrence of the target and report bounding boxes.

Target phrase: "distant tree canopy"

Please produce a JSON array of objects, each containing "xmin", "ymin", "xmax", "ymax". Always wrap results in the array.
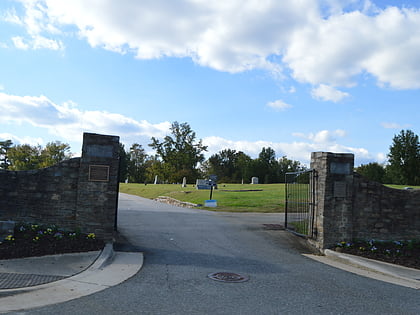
[
  {"xmin": 0, "ymin": 140, "xmax": 13, "ymax": 169},
  {"xmin": 387, "ymin": 129, "xmax": 420, "ymax": 185},
  {"xmin": 206, "ymin": 147, "xmax": 305, "ymax": 184},
  {"xmin": 149, "ymin": 121, "xmax": 207, "ymax": 183},
  {"xmin": 355, "ymin": 162, "xmax": 386, "ymax": 183},
  {"xmin": 207, "ymin": 149, "xmax": 253, "ymax": 183},
  {"xmin": 1, "ymin": 141, "xmax": 71, "ymax": 171},
  {"xmin": 4, "ymin": 127, "xmax": 417, "ymax": 186},
  {"xmin": 355, "ymin": 129, "xmax": 420, "ymax": 185}
]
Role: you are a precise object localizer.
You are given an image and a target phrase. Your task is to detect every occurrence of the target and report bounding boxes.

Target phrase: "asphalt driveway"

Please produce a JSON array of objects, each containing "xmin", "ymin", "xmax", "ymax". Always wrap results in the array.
[{"xmin": 22, "ymin": 193, "xmax": 420, "ymax": 315}]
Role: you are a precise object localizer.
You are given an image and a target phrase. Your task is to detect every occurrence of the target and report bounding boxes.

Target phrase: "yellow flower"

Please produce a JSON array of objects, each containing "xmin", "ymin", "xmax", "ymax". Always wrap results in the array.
[{"xmin": 86, "ymin": 233, "xmax": 96, "ymax": 239}]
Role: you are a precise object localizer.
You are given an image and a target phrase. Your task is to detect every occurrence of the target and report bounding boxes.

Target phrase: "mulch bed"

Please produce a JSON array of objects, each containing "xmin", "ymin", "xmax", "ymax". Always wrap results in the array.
[
  {"xmin": 334, "ymin": 239, "xmax": 420, "ymax": 270},
  {"xmin": 0, "ymin": 224, "xmax": 104, "ymax": 260}
]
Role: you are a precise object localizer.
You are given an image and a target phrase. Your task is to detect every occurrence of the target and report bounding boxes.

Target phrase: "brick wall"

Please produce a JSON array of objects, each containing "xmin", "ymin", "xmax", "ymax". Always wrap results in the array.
[{"xmin": 0, "ymin": 133, "xmax": 119, "ymax": 240}]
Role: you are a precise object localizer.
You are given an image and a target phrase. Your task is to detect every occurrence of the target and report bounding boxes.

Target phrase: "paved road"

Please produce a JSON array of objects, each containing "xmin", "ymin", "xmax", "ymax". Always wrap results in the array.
[{"xmin": 19, "ymin": 193, "xmax": 419, "ymax": 315}]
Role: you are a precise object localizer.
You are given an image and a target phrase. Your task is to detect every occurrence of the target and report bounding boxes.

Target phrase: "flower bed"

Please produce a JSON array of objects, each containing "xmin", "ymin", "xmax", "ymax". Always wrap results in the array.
[
  {"xmin": 0, "ymin": 223, "xmax": 104, "ymax": 260},
  {"xmin": 334, "ymin": 239, "xmax": 420, "ymax": 270}
]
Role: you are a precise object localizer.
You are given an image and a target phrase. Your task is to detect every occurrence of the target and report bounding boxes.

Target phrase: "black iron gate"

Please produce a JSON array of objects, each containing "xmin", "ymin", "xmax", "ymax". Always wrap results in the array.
[{"xmin": 285, "ymin": 170, "xmax": 316, "ymax": 238}]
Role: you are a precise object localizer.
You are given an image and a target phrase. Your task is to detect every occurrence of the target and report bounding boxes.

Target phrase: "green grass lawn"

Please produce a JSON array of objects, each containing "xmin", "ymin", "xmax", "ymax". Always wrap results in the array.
[
  {"xmin": 119, "ymin": 182, "xmax": 419, "ymax": 213},
  {"xmin": 385, "ymin": 184, "xmax": 420, "ymax": 190},
  {"xmin": 119, "ymin": 183, "xmax": 286, "ymax": 213}
]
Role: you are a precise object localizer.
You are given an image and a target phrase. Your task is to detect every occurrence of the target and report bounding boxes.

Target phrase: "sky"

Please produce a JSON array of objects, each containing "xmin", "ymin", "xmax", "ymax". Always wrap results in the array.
[{"xmin": 0, "ymin": 0, "xmax": 419, "ymax": 166}]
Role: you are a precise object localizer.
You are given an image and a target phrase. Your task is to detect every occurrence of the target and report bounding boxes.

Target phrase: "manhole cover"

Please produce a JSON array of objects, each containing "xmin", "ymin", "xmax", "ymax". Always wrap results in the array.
[{"xmin": 207, "ymin": 272, "xmax": 249, "ymax": 283}]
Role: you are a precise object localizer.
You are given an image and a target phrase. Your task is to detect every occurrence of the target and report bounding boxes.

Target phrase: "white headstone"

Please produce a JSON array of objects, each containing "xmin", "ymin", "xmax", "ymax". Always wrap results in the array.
[
  {"xmin": 251, "ymin": 177, "xmax": 259, "ymax": 184},
  {"xmin": 182, "ymin": 177, "xmax": 187, "ymax": 188},
  {"xmin": 154, "ymin": 175, "xmax": 158, "ymax": 184}
]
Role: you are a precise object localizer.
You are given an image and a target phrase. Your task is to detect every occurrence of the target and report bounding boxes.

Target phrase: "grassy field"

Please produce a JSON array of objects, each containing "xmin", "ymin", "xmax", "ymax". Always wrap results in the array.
[
  {"xmin": 385, "ymin": 184, "xmax": 420, "ymax": 190},
  {"xmin": 119, "ymin": 183, "xmax": 286, "ymax": 213},
  {"xmin": 119, "ymin": 182, "xmax": 419, "ymax": 213}
]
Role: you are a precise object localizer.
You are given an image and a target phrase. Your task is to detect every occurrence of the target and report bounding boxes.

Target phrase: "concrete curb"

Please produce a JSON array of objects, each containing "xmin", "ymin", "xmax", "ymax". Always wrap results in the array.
[
  {"xmin": 90, "ymin": 242, "xmax": 115, "ymax": 270},
  {"xmin": 303, "ymin": 250, "xmax": 420, "ymax": 290},
  {"xmin": 0, "ymin": 247, "xmax": 144, "ymax": 313}
]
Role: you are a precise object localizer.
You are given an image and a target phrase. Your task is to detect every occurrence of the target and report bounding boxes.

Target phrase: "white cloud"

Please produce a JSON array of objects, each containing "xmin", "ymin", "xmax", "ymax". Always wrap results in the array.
[
  {"xmin": 5, "ymin": 1, "xmax": 420, "ymax": 91},
  {"xmin": 376, "ymin": 152, "xmax": 387, "ymax": 164},
  {"xmin": 0, "ymin": 133, "xmax": 44, "ymax": 146},
  {"xmin": 5, "ymin": 2, "xmax": 64, "ymax": 50},
  {"xmin": 292, "ymin": 129, "xmax": 347, "ymax": 143},
  {"xmin": 204, "ymin": 128, "xmax": 370, "ymax": 166},
  {"xmin": 0, "ymin": 91, "xmax": 380, "ymax": 165},
  {"xmin": 0, "ymin": 92, "xmax": 171, "ymax": 145},
  {"xmin": 11, "ymin": 36, "xmax": 29, "ymax": 50},
  {"xmin": 4, "ymin": 0, "xmax": 316, "ymax": 73},
  {"xmin": 267, "ymin": 100, "xmax": 293, "ymax": 111},
  {"xmin": 311, "ymin": 84, "xmax": 350, "ymax": 102},
  {"xmin": 284, "ymin": 6, "xmax": 420, "ymax": 89},
  {"xmin": 12, "ymin": 34, "xmax": 63, "ymax": 50},
  {"xmin": 381, "ymin": 122, "xmax": 411, "ymax": 129}
]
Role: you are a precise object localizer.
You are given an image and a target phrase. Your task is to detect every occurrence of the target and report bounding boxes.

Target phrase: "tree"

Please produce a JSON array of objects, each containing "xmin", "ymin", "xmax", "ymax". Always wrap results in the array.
[
  {"xmin": 6, "ymin": 141, "xmax": 71, "ymax": 171},
  {"xmin": 7, "ymin": 144, "xmax": 42, "ymax": 170},
  {"xmin": 255, "ymin": 147, "xmax": 278, "ymax": 183},
  {"xmin": 208, "ymin": 149, "xmax": 238, "ymax": 182},
  {"xmin": 355, "ymin": 162, "xmax": 386, "ymax": 183},
  {"xmin": 39, "ymin": 141, "xmax": 71, "ymax": 168},
  {"xmin": 207, "ymin": 149, "xmax": 253, "ymax": 183},
  {"xmin": 149, "ymin": 122, "xmax": 207, "ymax": 183},
  {"xmin": 118, "ymin": 143, "xmax": 129, "ymax": 183},
  {"xmin": 276, "ymin": 156, "xmax": 306, "ymax": 183},
  {"xmin": 128, "ymin": 143, "xmax": 149, "ymax": 183},
  {"xmin": 387, "ymin": 129, "xmax": 420, "ymax": 185},
  {"xmin": 0, "ymin": 140, "xmax": 13, "ymax": 169}
]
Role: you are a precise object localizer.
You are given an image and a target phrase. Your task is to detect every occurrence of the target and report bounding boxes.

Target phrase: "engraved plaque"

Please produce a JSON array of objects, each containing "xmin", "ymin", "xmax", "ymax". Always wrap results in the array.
[
  {"xmin": 89, "ymin": 165, "xmax": 110, "ymax": 182},
  {"xmin": 330, "ymin": 162, "xmax": 351, "ymax": 175},
  {"xmin": 86, "ymin": 145, "xmax": 113, "ymax": 158},
  {"xmin": 334, "ymin": 181, "xmax": 347, "ymax": 198}
]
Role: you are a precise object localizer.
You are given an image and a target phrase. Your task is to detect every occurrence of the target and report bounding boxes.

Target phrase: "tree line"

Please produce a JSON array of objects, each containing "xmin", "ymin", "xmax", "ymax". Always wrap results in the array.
[
  {"xmin": 355, "ymin": 129, "xmax": 420, "ymax": 185},
  {"xmin": 0, "ymin": 140, "xmax": 71, "ymax": 170},
  {"xmin": 118, "ymin": 122, "xmax": 305, "ymax": 184},
  {"xmin": 1, "ymin": 124, "xmax": 419, "ymax": 185}
]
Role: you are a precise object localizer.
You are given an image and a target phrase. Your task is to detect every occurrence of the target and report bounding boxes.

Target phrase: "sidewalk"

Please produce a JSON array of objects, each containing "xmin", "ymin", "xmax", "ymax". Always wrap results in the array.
[
  {"xmin": 0, "ymin": 250, "xmax": 101, "ymax": 289},
  {"xmin": 0, "ymin": 243, "xmax": 143, "ymax": 313}
]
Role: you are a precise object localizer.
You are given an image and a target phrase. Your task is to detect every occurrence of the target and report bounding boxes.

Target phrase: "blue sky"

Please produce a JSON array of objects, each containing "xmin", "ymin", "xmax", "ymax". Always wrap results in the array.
[{"xmin": 0, "ymin": 0, "xmax": 419, "ymax": 166}]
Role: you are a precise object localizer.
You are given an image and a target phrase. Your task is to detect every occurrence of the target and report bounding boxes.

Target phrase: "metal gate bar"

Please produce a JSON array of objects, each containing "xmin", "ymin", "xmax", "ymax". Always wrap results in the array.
[{"xmin": 285, "ymin": 170, "xmax": 315, "ymax": 238}]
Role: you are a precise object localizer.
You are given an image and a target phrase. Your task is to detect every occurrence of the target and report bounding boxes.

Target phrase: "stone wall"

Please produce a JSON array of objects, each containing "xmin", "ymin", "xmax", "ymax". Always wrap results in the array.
[
  {"xmin": 352, "ymin": 174, "xmax": 420, "ymax": 240},
  {"xmin": 0, "ymin": 133, "xmax": 120, "ymax": 240},
  {"xmin": 309, "ymin": 152, "xmax": 355, "ymax": 250},
  {"xmin": 309, "ymin": 152, "xmax": 420, "ymax": 250}
]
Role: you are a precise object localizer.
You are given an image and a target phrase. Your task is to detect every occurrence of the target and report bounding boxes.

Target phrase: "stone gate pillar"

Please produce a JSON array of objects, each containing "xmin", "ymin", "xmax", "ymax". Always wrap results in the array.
[
  {"xmin": 310, "ymin": 152, "xmax": 354, "ymax": 250},
  {"xmin": 76, "ymin": 133, "xmax": 120, "ymax": 240}
]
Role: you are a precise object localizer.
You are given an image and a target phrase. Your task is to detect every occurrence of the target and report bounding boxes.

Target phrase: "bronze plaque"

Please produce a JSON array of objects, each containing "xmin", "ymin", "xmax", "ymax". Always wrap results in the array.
[
  {"xmin": 334, "ymin": 181, "xmax": 347, "ymax": 198},
  {"xmin": 89, "ymin": 165, "xmax": 110, "ymax": 182}
]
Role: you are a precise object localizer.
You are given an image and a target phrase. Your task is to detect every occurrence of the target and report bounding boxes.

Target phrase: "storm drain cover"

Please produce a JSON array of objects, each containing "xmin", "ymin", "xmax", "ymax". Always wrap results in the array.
[
  {"xmin": 207, "ymin": 272, "xmax": 249, "ymax": 283},
  {"xmin": 0, "ymin": 273, "xmax": 66, "ymax": 289}
]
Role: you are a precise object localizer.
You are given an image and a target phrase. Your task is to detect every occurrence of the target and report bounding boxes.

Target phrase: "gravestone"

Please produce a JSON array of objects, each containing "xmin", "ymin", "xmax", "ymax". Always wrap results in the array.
[
  {"xmin": 196, "ymin": 179, "xmax": 211, "ymax": 190},
  {"xmin": 154, "ymin": 175, "xmax": 158, "ymax": 184},
  {"xmin": 251, "ymin": 177, "xmax": 259, "ymax": 184},
  {"xmin": 182, "ymin": 177, "xmax": 187, "ymax": 188},
  {"xmin": 196, "ymin": 176, "xmax": 218, "ymax": 190}
]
